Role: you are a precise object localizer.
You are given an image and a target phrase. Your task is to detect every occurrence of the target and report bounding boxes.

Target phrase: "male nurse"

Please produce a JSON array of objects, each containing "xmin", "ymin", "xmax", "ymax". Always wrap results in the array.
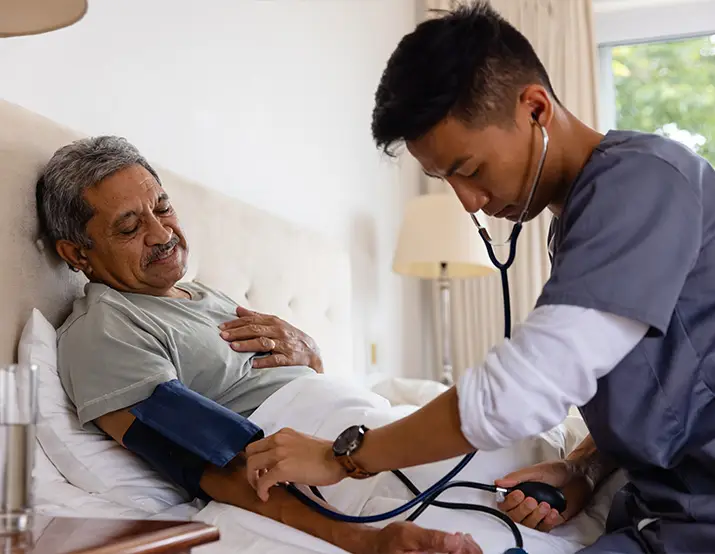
[{"xmin": 246, "ymin": 3, "xmax": 715, "ymax": 552}]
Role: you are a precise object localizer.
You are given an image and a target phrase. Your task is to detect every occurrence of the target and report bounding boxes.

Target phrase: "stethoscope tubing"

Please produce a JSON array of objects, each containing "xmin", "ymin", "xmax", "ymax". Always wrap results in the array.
[{"xmin": 469, "ymin": 122, "xmax": 548, "ymax": 338}]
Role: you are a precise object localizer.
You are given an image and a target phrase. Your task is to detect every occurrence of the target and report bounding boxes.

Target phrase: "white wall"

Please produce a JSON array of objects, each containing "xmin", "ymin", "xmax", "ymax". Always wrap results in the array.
[{"xmin": 0, "ymin": 0, "xmax": 428, "ymax": 380}]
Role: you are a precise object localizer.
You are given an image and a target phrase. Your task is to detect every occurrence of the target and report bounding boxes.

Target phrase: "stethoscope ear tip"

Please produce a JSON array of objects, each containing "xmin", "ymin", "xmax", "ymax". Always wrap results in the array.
[{"xmin": 503, "ymin": 549, "xmax": 528, "ymax": 554}]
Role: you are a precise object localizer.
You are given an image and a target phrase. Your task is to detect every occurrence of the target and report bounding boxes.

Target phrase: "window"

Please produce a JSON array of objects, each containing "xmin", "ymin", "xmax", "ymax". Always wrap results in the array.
[{"xmin": 599, "ymin": 34, "xmax": 715, "ymax": 164}]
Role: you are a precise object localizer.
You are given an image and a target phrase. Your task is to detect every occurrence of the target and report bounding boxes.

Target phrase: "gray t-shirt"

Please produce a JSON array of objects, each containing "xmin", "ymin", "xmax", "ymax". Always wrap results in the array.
[{"xmin": 57, "ymin": 281, "xmax": 314, "ymax": 427}]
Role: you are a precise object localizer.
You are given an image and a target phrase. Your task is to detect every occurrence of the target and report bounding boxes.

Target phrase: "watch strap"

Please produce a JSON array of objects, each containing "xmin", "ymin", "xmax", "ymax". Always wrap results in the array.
[{"xmin": 334, "ymin": 453, "xmax": 376, "ymax": 479}]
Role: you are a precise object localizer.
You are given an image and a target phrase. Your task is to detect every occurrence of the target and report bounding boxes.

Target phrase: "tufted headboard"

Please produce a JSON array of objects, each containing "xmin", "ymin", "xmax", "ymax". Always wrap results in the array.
[{"xmin": 0, "ymin": 99, "xmax": 354, "ymax": 378}]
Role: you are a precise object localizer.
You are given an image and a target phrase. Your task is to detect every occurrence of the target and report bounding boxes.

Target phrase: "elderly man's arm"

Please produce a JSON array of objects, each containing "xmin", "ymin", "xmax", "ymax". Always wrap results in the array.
[{"xmin": 96, "ymin": 409, "xmax": 480, "ymax": 554}]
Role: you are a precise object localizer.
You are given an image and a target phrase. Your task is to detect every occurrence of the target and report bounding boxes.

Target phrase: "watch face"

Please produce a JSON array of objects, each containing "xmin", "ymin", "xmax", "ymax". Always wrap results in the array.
[{"xmin": 333, "ymin": 425, "xmax": 363, "ymax": 456}]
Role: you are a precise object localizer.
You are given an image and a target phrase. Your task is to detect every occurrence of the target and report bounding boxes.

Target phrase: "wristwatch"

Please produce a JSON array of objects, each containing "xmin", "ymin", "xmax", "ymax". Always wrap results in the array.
[{"xmin": 332, "ymin": 425, "xmax": 376, "ymax": 479}]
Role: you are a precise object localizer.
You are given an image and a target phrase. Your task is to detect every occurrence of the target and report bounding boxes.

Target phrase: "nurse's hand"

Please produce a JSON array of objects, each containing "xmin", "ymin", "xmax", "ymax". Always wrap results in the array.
[
  {"xmin": 494, "ymin": 460, "xmax": 593, "ymax": 532},
  {"xmin": 245, "ymin": 428, "xmax": 347, "ymax": 501}
]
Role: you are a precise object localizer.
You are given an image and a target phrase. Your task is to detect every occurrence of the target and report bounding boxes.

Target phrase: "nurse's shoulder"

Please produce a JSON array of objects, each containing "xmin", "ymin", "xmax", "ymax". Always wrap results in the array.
[{"xmin": 590, "ymin": 129, "xmax": 711, "ymax": 196}]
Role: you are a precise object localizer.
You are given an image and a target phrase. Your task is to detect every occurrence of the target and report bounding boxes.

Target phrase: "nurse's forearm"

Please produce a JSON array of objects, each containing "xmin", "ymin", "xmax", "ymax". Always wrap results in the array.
[
  {"xmin": 352, "ymin": 387, "xmax": 475, "ymax": 474},
  {"xmin": 566, "ymin": 433, "xmax": 618, "ymax": 489}
]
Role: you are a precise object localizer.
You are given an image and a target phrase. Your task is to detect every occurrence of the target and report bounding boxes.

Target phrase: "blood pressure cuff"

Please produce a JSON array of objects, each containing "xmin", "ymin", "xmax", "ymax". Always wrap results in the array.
[
  {"xmin": 122, "ymin": 379, "xmax": 264, "ymax": 500},
  {"xmin": 123, "ymin": 418, "xmax": 213, "ymax": 501}
]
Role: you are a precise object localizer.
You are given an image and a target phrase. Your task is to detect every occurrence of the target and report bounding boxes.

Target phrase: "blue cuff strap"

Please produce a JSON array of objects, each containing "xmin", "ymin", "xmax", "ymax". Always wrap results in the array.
[{"xmin": 130, "ymin": 379, "xmax": 264, "ymax": 467}]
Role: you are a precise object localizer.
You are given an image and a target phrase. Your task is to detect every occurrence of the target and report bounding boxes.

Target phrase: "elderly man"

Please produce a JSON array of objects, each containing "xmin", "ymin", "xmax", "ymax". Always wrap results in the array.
[{"xmin": 36, "ymin": 136, "xmax": 479, "ymax": 554}]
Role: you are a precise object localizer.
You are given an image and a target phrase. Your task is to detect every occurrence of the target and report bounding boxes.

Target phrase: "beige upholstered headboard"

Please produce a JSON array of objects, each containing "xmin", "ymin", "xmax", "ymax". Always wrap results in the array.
[{"xmin": 0, "ymin": 99, "xmax": 354, "ymax": 377}]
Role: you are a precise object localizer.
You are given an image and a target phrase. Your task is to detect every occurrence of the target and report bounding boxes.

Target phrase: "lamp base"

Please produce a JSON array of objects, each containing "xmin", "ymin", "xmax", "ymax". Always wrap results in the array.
[{"xmin": 438, "ymin": 263, "xmax": 454, "ymax": 388}]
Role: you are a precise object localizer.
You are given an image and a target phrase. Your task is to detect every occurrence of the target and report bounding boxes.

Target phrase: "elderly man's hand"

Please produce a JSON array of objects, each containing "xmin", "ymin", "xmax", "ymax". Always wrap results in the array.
[
  {"xmin": 220, "ymin": 306, "xmax": 323, "ymax": 372},
  {"xmin": 370, "ymin": 523, "xmax": 482, "ymax": 554}
]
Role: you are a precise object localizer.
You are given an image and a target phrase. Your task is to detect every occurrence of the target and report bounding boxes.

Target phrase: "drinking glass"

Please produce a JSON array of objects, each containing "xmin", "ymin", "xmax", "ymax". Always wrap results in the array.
[{"xmin": 0, "ymin": 365, "xmax": 38, "ymax": 535}]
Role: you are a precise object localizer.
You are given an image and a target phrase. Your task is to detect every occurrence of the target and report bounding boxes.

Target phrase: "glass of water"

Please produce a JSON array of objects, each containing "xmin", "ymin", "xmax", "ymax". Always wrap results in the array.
[{"xmin": 0, "ymin": 365, "xmax": 37, "ymax": 535}]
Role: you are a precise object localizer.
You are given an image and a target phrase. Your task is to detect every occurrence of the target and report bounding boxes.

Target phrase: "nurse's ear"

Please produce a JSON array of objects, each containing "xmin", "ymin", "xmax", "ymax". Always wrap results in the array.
[
  {"xmin": 530, "ymin": 107, "xmax": 548, "ymax": 126},
  {"xmin": 518, "ymin": 84, "xmax": 550, "ymax": 124}
]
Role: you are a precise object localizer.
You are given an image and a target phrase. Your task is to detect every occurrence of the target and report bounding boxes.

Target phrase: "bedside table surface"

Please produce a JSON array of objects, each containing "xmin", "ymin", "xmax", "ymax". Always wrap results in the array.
[{"xmin": 2, "ymin": 515, "xmax": 220, "ymax": 554}]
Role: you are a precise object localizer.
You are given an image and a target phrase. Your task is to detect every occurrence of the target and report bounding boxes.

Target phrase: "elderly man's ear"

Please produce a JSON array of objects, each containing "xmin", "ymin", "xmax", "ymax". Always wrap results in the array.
[{"xmin": 56, "ymin": 240, "xmax": 93, "ymax": 274}]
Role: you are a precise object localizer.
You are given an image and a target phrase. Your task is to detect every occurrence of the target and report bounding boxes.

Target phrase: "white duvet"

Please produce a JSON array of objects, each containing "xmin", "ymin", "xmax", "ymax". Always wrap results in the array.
[
  {"xmin": 35, "ymin": 374, "xmax": 625, "ymax": 554},
  {"xmin": 191, "ymin": 375, "xmax": 625, "ymax": 554}
]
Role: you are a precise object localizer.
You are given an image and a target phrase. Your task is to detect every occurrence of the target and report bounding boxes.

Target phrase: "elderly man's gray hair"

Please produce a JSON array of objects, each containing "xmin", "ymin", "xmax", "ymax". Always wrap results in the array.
[{"xmin": 37, "ymin": 135, "xmax": 161, "ymax": 248}]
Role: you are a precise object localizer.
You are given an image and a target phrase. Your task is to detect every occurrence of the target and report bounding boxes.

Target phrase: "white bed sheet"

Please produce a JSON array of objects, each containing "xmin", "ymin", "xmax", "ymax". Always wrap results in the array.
[
  {"xmin": 188, "ymin": 375, "xmax": 624, "ymax": 554},
  {"xmin": 33, "ymin": 376, "xmax": 621, "ymax": 554},
  {"xmin": 34, "ymin": 438, "xmax": 344, "ymax": 553},
  {"xmin": 35, "ymin": 469, "xmax": 625, "ymax": 554}
]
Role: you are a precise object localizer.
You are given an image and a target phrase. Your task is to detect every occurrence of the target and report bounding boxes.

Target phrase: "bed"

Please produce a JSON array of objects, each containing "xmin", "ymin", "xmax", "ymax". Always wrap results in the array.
[{"xmin": 1, "ymin": 99, "xmax": 622, "ymax": 554}]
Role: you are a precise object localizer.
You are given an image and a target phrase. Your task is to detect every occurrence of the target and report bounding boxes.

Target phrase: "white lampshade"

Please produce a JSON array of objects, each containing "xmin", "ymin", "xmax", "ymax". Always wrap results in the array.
[
  {"xmin": 393, "ymin": 193, "xmax": 496, "ymax": 279},
  {"xmin": 0, "ymin": 0, "xmax": 87, "ymax": 37}
]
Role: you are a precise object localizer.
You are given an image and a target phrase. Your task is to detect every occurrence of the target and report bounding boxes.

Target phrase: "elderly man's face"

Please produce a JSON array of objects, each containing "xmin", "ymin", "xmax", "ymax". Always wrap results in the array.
[{"xmin": 79, "ymin": 164, "xmax": 189, "ymax": 295}]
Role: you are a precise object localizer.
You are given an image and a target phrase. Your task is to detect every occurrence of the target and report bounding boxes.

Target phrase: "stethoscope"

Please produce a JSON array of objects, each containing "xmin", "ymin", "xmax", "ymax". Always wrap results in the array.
[
  {"xmin": 284, "ymin": 121, "xmax": 559, "ymax": 554},
  {"xmin": 470, "ymin": 118, "xmax": 550, "ymax": 339}
]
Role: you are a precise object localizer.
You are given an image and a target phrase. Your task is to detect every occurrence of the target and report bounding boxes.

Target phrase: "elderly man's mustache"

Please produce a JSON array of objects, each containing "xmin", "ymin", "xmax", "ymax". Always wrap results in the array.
[{"xmin": 144, "ymin": 235, "xmax": 181, "ymax": 266}]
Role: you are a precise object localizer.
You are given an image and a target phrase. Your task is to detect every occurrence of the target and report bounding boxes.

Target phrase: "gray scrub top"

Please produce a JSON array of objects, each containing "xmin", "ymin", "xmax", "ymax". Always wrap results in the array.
[{"xmin": 538, "ymin": 130, "xmax": 715, "ymax": 545}]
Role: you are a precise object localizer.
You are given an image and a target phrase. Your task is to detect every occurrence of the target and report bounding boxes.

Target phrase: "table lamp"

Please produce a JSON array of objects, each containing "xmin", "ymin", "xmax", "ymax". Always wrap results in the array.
[
  {"xmin": 0, "ymin": 0, "xmax": 87, "ymax": 37},
  {"xmin": 393, "ymin": 193, "xmax": 496, "ymax": 386}
]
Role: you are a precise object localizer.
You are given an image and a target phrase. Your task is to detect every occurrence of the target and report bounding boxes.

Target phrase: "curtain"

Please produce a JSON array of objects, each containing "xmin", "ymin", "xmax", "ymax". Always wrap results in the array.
[{"xmin": 424, "ymin": 0, "xmax": 599, "ymax": 380}]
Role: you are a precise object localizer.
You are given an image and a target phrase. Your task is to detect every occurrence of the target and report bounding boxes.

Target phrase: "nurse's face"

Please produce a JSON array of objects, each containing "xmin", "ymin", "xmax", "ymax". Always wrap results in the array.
[{"xmin": 405, "ymin": 93, "xmax": 555, "ymax": 222}]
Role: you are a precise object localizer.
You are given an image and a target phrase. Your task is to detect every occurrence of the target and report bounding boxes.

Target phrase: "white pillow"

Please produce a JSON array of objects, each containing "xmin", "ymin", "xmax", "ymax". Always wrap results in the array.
[
  {"xmin": 370, "ymin": 376, "xmax": 449, "ymax": 407},
  {"xmin": 18, "ymin": 308, "xmax": 191, "ymax": 513}
]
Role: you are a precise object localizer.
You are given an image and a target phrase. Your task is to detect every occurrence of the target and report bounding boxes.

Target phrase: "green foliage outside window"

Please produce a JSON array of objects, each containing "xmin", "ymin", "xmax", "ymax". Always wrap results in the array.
[{"xmin": 612, "ymin": 34, "xmax": 715, "ymax": 164}]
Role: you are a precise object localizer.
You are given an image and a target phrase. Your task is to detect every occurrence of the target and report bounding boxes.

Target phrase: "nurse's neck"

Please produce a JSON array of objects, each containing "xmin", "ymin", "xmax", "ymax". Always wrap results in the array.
[{"xmin": 546, "ymin": 109, "xmax": 605, "ymax": 217}]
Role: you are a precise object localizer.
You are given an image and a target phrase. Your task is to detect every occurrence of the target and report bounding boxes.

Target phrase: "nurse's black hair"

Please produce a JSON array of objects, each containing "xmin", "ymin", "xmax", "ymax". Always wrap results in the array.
[{"xmin": 371, "ymin": 1, "xmax": 560, "ymax": 156}]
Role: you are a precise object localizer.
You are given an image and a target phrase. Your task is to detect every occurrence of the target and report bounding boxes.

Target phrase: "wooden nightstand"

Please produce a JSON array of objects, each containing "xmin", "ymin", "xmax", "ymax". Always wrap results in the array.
[{"xmin": 2, "ymin": 516, "xmax": 220, "ymax": 554}]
